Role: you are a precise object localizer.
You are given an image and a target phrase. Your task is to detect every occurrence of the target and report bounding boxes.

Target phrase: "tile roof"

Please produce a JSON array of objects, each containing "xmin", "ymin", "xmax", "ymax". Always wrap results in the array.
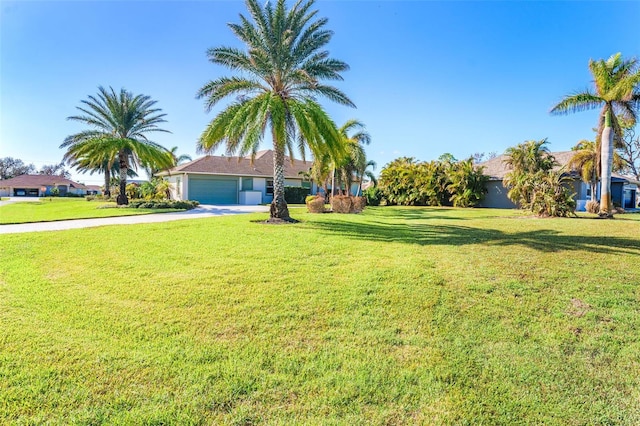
[
  {"xmin": 160, "ymin": 150, "xmax": 313, "ymax": 179},
  {"xmin": 477, "ymin": 150, "xmax": 637, "ymax": 184},
  {"xmin": 0, "ymin": 174, "xmax": 87, "ymax": 188}
]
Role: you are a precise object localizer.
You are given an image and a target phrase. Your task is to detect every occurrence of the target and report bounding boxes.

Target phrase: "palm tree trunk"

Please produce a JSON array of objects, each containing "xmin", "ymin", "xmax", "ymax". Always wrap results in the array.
[
  {"xmin": 117, "ymin": 151, "xmax": 129, "ymax": 205},
  {"xmin": 103, "ymin": 168, "xmax": 111, "ymax": 198},
  {"xmin": 270, "ymin": 144, "xmax": 291, "ymax": 220},
  {"xmin": 331, "ymin": 166, "xmax": 336, "ymax": 199},
  {"xmin": 599, "ymin": 110, "xmax": 614, "ymax": 217}
]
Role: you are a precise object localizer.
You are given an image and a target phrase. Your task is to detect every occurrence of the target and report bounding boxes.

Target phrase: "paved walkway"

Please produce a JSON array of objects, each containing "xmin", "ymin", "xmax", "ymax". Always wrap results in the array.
[{"xmin": 0, "ymin": 203, "xmax": 269, "ymax": 234}]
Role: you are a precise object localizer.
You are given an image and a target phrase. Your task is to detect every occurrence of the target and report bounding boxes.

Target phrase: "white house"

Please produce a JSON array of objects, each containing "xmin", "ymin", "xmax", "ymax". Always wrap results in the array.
[{"xmin": 157, "ymin": 150, "xmax": 317, "ymax": 205}]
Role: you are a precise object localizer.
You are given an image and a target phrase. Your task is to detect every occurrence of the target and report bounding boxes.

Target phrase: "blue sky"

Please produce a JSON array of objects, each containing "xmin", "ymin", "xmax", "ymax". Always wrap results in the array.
[{"xmin": 2, "ymin": 0, "xmax": 639, "ymax": 185}]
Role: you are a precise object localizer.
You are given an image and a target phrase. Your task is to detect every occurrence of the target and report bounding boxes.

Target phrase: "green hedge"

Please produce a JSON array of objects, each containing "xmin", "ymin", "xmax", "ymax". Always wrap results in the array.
[
  {"xmin": 127, "ymin": 200, "xmax": 200, "ymax": 210},
  {"xmin": 284, "ymin": 186, "xmax": 310, "ymax": 204},
  {"xmin": 363, "ymin": 187, "xmax": 383, "ymax": 206}
]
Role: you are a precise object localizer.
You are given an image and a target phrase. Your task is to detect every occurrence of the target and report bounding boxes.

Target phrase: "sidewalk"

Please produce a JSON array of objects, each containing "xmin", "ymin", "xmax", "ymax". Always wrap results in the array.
[{"xmin": 0, "ymin": 204, "xmax": 269, "ymax": 235}]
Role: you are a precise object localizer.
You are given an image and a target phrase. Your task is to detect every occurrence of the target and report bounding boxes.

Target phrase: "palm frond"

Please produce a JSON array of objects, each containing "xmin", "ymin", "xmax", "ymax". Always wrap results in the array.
[{"xmin": 549, "ymin": 92, "xmax": 603, "ymax": 115}]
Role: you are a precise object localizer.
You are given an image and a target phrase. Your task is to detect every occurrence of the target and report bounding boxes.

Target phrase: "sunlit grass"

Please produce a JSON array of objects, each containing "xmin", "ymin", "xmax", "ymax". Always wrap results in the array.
[
  {"xmin": 0, "ymin": 198, "xmax": 182, "ymax": 224},
  {"xmin": 1, "ymin": 206, "xmax": 639, "ymax": 424}
]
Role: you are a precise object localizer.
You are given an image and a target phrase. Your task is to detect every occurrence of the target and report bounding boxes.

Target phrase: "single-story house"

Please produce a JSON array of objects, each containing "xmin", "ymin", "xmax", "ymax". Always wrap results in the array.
[
  {"xmin": 158, "ymin": 150, "xmax": 319, "ymax": 205},
  {"xmin": 478, "ymin": 151, "xmax": 639, "ymax": 210},
  {"xmin": 0, "ymin": 174, "xmax": 98, "ymax": 197}
]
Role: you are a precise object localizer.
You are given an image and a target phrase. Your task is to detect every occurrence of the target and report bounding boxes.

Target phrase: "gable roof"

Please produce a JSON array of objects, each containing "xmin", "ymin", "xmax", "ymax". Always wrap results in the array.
[
  {"xmin": 478, "ymin": 151, "xmax": 637, "ymax": 184},
  {"xmin": 0, "ymin": 174, "xmax": 87, "ymax": 189},
  {"xmin": 160, "ymin": 150, "xmax": 313, "ymax": 179}
]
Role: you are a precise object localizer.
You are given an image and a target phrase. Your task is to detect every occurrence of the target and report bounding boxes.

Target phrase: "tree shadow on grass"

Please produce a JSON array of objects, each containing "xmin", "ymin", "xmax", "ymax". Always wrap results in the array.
[
  {"xmin": 308, "ymin": 217, "xmax": 640, "ymax": 255},
  {"xmin": 364, "ymin": 207, "xmax": 472, "ymax": 221}
]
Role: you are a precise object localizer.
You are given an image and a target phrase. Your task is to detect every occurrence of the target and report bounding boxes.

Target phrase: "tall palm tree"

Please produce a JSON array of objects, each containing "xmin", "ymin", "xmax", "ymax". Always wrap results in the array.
[
  {"xmin": 196, "ymin": 0, "xmax": 353, "ymax": 221},
  {"xmin": 61, "ymin": 86, "xmax": 172, "ymax": 205},
  {"xmin": 550, "ymin": 53, "xmax": 640, "ymax": 217}
]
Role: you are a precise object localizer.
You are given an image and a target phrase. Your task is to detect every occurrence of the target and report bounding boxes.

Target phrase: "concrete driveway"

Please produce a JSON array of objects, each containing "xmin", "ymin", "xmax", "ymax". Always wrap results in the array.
[{"xmin": 0, "ymin": 204, "xmax": 269, "ymax": 234}]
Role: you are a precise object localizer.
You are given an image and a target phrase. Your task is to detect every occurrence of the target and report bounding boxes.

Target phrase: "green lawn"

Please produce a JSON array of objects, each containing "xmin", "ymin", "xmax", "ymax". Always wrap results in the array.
[
  {"xmin": 1, "ymin": 207, "xmax": 639, "ymax": 424},
  {"xmin": 0, "ymin": 198, "xmax": 183, "ymax": 224}
]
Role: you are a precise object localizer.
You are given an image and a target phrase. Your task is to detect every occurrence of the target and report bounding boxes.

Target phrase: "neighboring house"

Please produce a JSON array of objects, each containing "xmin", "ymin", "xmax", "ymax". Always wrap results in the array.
[
  {"xmin": 0, "ymin": 175, "xmax": 96, "ymax": 197},
  {"xmin": 478, "ymin": 151, "xmax": 639, "ymax": 210},
  {"xmin": 85, "ymin": 185, "xmax": 103, "ymax": 195},
  {"xmin": 157, "ymin": 150, "xmax": 317, "ymax": 205}
]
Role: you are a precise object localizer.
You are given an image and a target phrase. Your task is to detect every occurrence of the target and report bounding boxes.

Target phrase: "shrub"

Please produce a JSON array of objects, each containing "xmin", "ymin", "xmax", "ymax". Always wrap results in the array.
[
  {"xmin": 127, "ymin": 200, "xmax": 199, "ymax": 210},
  {"xmin": 331, "ymin": 195, "xmax": 366, "ymax": 213},
  {"xmin": 352, "ymin": 196, "xmax": 366, "ymax": 212},
  {"xmin": 306, "ymin": 195, "xmax": 326, "ymax": 213},
  {"xmin": 126, "ymin": 183, "xmax": 141, "ymax": 199},
  {"xmin": 585, "ymin": 200, "xmax": 599, "ymax": 214},
  {"xmin": 379, "ymin": 157, "xmax": 487, "ymax": 207},
  {"xmin": 331, "ymin": 195, "xmax": 352, "ymax": 213},
  {"xmin": 305, "ymin": 195, "xmax": 318, "ymax": 204},
  {"xmin": 285, "ymin": 186, "xmax": 310, "ymax": 204},
  {"xmin": 527, "ymin": 171, "xmax": 576, "ymax": 217},
  {"xmin": 85, "ymin": 195, "xmax": 96, "ymax": 201},
  {"xmin": 363, "ymin": 186, "xmax": 383, "ymax": 206}
]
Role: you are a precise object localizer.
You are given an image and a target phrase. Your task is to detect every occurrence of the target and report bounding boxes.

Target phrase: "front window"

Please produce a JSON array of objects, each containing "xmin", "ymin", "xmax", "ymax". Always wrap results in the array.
[
  {"xmin": 242, "ymin": 178, "xmax": 253, "ymax": 191},
  {"xmin": 266, "ymin": 179, "xmax": 274, "ymax": 195}
]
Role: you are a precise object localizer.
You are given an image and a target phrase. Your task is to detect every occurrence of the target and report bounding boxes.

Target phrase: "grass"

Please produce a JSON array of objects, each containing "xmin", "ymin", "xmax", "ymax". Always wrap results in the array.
[
  {"xmin": 0, "ymin": 198, "xmax": 183, "ymax": 224},
  {"xmin": 1, "ymin": 206, "xmax": 639, "ymax": 424}
]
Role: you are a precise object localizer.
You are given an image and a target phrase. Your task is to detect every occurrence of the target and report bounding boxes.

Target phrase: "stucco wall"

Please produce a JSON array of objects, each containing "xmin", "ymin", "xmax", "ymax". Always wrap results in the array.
[
  {"xmin": 479, "ymin": 181, "xmax": 516, "ymax": 209},
  {"xmin": 165, "ymin": 175, "xmax": 184, "ymax": 201}
]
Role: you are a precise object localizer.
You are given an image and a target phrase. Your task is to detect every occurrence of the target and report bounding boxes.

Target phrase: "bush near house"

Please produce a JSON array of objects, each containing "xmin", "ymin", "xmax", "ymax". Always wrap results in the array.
[
  {"xmin": 330, "ymin": 195, "xmax": 366, "ymax": 213},
  {"xmin": 306, "ymin": 195, "xmax": 326, "ymax": 213},
  {"xmin": 284, "ymin": 186, "xmax": 310, "ymax": 204},
  {"xmin": 503, "ymin": 140, "xmax": 577, "ymax": 217},
  {"xmin": 127, "ymin": 200, "xmax": 199, "ymax": 210},
  {"xmin": 363, "ymin": 186, "xmax": 383, "ymax": 206},
  {"xmin": 379, "ymin": 157, "xmax": 487, "ymax": 207}
]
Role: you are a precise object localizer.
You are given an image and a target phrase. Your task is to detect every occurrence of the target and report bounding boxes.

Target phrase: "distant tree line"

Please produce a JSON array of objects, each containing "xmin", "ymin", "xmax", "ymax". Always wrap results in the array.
[{"xmin": 0, "ymin": 157, "xmax": 71, "ymax": 180}]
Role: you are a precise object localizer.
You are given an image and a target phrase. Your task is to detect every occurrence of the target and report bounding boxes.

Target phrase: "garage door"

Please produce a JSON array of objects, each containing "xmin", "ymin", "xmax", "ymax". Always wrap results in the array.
[{"xmin": 188, "ymin": 176, "xmax": 238, "ymax": 204}]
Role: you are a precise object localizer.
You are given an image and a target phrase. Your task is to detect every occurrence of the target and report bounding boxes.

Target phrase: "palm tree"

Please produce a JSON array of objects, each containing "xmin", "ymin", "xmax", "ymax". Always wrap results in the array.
[
  {"xmin": 61, "ymin": 87, "xmax": 172, "ymax": 205},
  {"xmin": 568, "ymin": 140, "xmax": 599, "ymax": 202},
  {"xmin": 333, "ymin": 119, "xmax": 370, "ymax": 196},
  {"xmin": 309, "ymin": 152, "xmax": 333, "ymax": 199},
  {"xmin": 356, "ymin": 159, "xmax": 377, "ymax": 196},
  {"xmin": 169, "ymin": 146, "xmax": 192, "ymax": 166},
  {"xmin": 550, "ymin": 53, "xmax": 640, "ymax": 217},
  {"xmin": 196, "ymin": 0, "xmax": 353, "ymax": 221},
  {"xmin": 64, "ymin": 150, "xmax": 138, "ymax": 198},
  {"xmin": 145, "ymin": 146, "xmax": 192, "ymax": 178},
  {"xmin": 503, "ymin": 139, "xmax": 557, "ymax": 208}
]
